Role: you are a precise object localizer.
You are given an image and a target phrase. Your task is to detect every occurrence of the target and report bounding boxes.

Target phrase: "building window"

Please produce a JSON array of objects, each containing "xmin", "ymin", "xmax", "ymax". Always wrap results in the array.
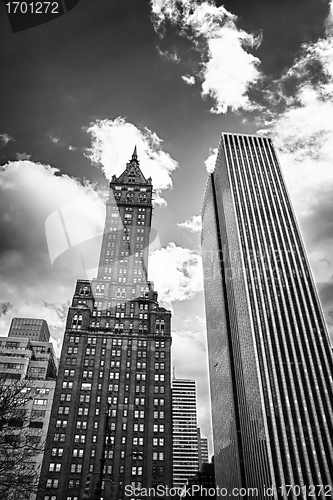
[{"xmin": 72, "ymin": 314, "xmax": 82, "ymax": 329}]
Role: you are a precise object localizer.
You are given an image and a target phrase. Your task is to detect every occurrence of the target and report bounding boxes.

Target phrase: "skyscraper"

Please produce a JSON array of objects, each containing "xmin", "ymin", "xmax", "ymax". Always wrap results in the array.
[
  {"xmin": 38, "ymin": 149, "xmax": 172, "ymax": 499},
  {"xmin": 201, "ymin": 133, "xmax": 333, "ymax": 498},
  {"xmin": 172, "ymin": 377, "xmax": 199, "ymax": 488},
  {"xmin": 197, "ymin": 428, "xmax": 209, "ymax": 469}
]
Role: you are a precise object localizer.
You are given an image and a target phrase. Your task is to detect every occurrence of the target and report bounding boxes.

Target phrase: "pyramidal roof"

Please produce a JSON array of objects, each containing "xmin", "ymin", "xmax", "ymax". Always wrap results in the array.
[{"xmin": 113, "ymin": 147, "xmax": 152, "ymax": 185}]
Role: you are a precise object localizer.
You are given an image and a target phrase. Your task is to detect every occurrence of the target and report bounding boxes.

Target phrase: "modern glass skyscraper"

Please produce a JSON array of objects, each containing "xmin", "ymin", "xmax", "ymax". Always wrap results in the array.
[
  {"xmin": 201, "ymin": 133, "xmax": 333, "ymax": 499},
  {"xmin": 38, "ymin": 149, "xmax": 172, "ymax": 500},
  {"xmin": 172, "ymin": 377, "xmax": 199, "ymax": 488}
]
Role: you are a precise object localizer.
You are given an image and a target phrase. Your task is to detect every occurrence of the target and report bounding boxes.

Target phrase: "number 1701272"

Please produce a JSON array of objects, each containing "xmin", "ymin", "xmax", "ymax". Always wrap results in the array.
[{"xmin": 5, "ymin": 2, "xmax": 59, "ymax": 14}]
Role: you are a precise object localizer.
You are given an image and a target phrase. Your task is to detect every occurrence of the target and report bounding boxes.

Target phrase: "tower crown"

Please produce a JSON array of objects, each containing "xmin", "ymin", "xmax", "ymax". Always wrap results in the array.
[
  {"xmin": 131, "ymin": 145, "xmax": 138, "ymax": 162},
  {"xmin": 111, "ymin": 148, "xmax": 152, "ymax": 187}
]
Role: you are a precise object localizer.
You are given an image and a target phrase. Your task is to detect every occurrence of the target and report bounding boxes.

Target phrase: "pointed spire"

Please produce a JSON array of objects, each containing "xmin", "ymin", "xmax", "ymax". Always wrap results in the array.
[{"xmin": 131, "ymin": 146, "xmax": 138, "ymax": 161}]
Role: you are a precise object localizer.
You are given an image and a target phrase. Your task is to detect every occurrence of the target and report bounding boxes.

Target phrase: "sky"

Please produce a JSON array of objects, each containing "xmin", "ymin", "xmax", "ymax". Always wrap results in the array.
[{"xmin": 1, "ymin": 0, "xmax": 333, "ymax": 456}]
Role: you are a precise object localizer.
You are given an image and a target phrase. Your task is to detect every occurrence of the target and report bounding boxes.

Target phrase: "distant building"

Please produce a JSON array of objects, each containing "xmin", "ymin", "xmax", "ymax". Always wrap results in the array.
[
  {"xmin": 201, "ymin": 133, "xmax": 333, "ymax": 494},
  {"xmin": 172, "ymin": 377, "xmax": 199, "ymax": 488},
  {"xmin": 9, "ymin": 318, "xmax": 50, "ymax": 342},
  {"xmin": 0, "ymin": 329, "xmax": 58, "ymax": 500},
  {"xmin": 197, "ymin": 428, "xmax": 209, "ymax": 469},
  {"xmin": 180, "ymin": 459, "xmax": 216, "ymax": 499}
]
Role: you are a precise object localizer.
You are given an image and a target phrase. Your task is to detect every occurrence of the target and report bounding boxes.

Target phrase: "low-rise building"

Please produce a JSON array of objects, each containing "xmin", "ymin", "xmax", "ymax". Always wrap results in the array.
[{"xmin": 0, "ymin": 325, "xmax": 58, "ymax": 499}]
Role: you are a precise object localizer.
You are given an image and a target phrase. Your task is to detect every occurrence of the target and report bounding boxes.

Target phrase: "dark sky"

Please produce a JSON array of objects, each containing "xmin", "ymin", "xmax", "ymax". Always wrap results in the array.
[{"xmin": 0, "ymin": 0, "xmax": 329, "ymax": 180}]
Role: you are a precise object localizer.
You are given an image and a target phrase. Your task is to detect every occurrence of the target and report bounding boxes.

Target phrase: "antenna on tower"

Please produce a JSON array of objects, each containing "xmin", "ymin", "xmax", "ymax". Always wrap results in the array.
[{"xmin": 132, "ymin": 145, "xmax": 138, "ymax": 161}]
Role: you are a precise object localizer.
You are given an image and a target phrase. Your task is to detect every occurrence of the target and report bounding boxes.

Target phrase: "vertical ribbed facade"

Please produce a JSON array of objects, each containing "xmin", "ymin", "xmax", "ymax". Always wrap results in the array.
[
  {"xmin": 38, "ymin": 150, "xmax": 172, "ymax": 500},
  {"xmin": 201, "ymin": 133, "xmax": 333, "ymax": 499},
  {"xmin": 172, "ymin": 378, "xmax": 199, "ymax": 488}
]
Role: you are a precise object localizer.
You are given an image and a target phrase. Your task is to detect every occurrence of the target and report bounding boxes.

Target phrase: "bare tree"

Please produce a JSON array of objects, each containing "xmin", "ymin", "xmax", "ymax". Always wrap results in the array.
[{"xmin": 0, "ymin": 376, "xmax": 45, "ymax": 499}]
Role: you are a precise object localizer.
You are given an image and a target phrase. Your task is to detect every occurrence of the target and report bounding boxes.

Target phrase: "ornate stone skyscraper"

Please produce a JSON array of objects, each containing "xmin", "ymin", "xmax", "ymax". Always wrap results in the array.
[
  {"xmin": 201, "ymin": 133, "xmax": 333, "ymax": 499},
  {"xmin": 38, "ymin": 149, "xmax": 172, "ymax": 499}
]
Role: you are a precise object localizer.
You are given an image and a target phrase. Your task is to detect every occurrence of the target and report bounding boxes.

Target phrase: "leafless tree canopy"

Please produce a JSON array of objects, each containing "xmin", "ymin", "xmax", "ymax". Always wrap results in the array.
[{"xmin": 0, "ymin": 376, "xmax": 45, "ymax": 498}]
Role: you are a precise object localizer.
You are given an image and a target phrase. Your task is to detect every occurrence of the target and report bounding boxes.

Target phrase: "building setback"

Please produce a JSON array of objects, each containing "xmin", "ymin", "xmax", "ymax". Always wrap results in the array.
[
  {"xmin": 172, "ymin": 377, "xmax": 199, "ymax": 488},
  {"xmin": 201, "ymin": 133, "xmax": 333, "ymax": 498},
  {"xmin": 38, "ymin": 149, "xmax": 172, "ymax": 500}
]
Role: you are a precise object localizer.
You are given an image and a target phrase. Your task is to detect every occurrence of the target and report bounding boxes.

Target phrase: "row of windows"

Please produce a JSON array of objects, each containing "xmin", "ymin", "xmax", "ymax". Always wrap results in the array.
[
  {"xmin": 50, "ymin": 439, "xmax": 165, "ymax": 475},
  {"xmin": 55, "ymin": 399, "xmax": 166, "ymax": 430}
]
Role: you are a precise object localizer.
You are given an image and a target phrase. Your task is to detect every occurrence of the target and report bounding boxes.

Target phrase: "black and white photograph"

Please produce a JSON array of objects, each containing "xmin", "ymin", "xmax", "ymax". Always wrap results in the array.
[{"xmin": 0, "ymin": 0, "xmax": 332, "ymax": 498}]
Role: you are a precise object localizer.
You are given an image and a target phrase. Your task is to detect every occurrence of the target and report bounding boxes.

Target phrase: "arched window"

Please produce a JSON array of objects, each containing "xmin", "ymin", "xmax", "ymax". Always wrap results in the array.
[
  {"xmin": 138, "ymin": 324, "xmax": 143, "ymax": 334},
  {"xmin": 155, "ymin": 320, "xmax": 160, "ymax": 332}
]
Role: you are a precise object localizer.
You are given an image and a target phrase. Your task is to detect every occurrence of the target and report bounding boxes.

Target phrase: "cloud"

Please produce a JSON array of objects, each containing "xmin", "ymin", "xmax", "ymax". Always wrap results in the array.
[
  {"xmin": 0, "ymin": 161, "xmax": 204, "ymax": 352},
  {"xmin": 151, "ymin": 0, "xmax": 262, "ymax": 113},
  {"xmin": 317, "ymin": 279, "xmax": 333, "ymax": 339},
  {"xmin": 181, "ymin": 75, "xmax": 195, "ymax": 85},
  {"xmin": 47, "ymin": 133, "xmax": 77, "ymax": 151},
  {"xmin": 15, "ymin": 152, "xmax": 31, "ymax": 160},
  {"xmin": 85, "ymin": 117, "xmax": 178, "ymax": 206},
  {"xmin": 257, "ymin": 8, "xmax": 333, "ymax": 342},
  {"xmin": 48, "ymin": 134, "xmax": 62, "ymax": 145},
  {"xmin": 204, "ymin": 147, "xmax": 217, "ymax": 173},
  {"xmin": 0, "ymin": 160, "xmax": 105, "ymax": 352},
  {"xmin": 0, "ymin": 133, "xmax": 14, "ymax": 146},
  {"xmin": 178, "ymin": 215, "xmax": 202, "ymax": 233},
  {"xmin": 149, "ymin": 242, "xmax": 203, "ymax": 306},
  {"xmin": 157, "ymin": 47, "xmax": 181, "ymax": 62}
]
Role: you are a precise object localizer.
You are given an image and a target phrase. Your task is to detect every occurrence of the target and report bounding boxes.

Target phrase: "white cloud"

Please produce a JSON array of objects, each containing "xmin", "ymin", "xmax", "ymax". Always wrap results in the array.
[
  {"xmin": 15, "ymin": 152, "xmax": 31, "ymax": 160},
  {"xmin": 0, "ymin": 133, "xmax": 14, "ymax": 146},
  {"xmin": 157, "ymin": 47, "xmax": 181, "ymax": 62},
  {"xmin": 181, "ymin": 75, "xmax": 195, "ymax": 85},
  {"xmin": 151, "ymin": 0, "xmax": 262, "ymax": 113},
  {"xmin": 47, "ymin": 133, "xmax": 77, "ymax": 152},
  {"xmin": 0, "ymin": 160, "xmax": 105, "ymax": 350},
  {"xmin": 149, "ymin": 242, "xmax": 203, "ymax": 306},
  {"xmin": 85, "ymin": 117, "xmax": 178, "ymax": 206},
  {"xmin": 257, "ymin": 12, "xmax": 333, "ymax": 341},
  {"xmin": 204, "ymin": 147, "xmax": 218, "ymax": 173},
  {"xmin": 258, "ymin": 23, "xmax": 333, "ymax": 215},
  {"xmin": 48, "ymin": 134, "xmax": 61, "ymax": 144},
  {"xmin": 201, "ymin": 29, "xmax": 261, "ymax": 113},
  {"xmin": 178, "ymin": 215, "xmax": 202, "ymax": 233}
]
